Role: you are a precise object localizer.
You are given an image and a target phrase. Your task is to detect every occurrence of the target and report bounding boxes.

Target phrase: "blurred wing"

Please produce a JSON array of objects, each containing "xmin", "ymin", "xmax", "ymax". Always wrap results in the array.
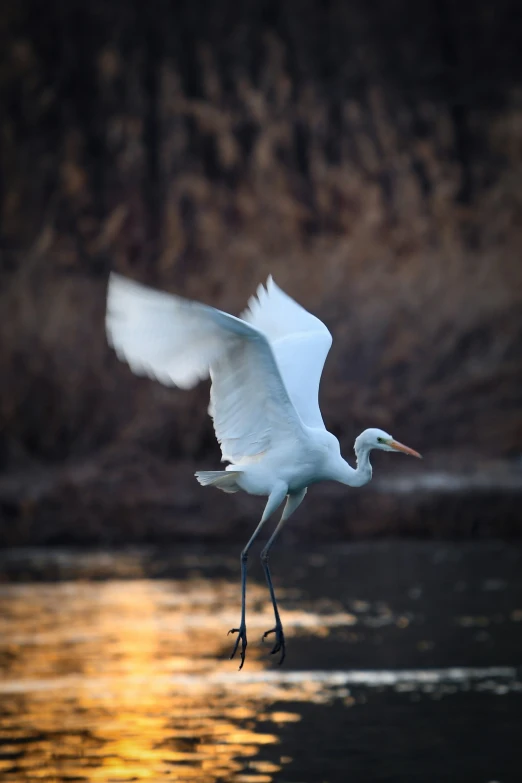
[
  {"xmin": 241, "ymin": 276, "xmax": 332, "ymax": 427},
  {"xmin": 106, "ymin": 273, "xmax": 304, "ymax": 463}
]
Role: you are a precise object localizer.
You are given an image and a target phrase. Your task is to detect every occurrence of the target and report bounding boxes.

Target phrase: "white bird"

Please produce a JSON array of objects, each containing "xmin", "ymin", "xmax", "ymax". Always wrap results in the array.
[{"xmin": 106, "ymin": 273, "xmax": 421, "ymax": 668}]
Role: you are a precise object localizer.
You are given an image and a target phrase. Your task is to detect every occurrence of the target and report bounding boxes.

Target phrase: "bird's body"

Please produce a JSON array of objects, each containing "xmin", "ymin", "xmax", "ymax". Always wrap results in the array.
[
  {"xmin": 106, "ymin": 273, "xmax": 421, "ymax": 668},
  {"xmin": 213, "ymin": 426, "xmax": 370, "ymax": 497}
]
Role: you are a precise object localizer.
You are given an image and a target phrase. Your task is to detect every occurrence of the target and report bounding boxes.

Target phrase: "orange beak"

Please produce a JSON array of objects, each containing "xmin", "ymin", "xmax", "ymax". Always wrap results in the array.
[{"xmin": 388, "ymin": 440, "xmax": 422, "ymax": 459}]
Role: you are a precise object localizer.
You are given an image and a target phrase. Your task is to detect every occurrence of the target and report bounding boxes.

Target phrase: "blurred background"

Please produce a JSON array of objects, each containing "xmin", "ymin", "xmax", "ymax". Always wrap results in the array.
[
  {"xmin": 1, "ymin": 0, "xmax": 522, "ymax": 545},
  {"xmin": 2, "ymin": 3, "xmax": 522, "ymax": 782}
]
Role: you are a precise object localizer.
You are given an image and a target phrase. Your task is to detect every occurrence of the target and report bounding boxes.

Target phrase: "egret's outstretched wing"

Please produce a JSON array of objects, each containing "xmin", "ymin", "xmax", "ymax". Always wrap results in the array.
[
  {"xmin": 106, "ymin": 273, "xmax": 304, "ymax": 463},
  {"xmin": 241, "ymin": 277, "xmax": 332, "ymax": 428}
]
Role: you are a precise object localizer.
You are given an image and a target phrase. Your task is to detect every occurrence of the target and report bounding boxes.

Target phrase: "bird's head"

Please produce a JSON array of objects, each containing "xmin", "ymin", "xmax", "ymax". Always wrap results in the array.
[{"xmin": 355, "ymin": 428, "xmax": 422, "ymax": 459}]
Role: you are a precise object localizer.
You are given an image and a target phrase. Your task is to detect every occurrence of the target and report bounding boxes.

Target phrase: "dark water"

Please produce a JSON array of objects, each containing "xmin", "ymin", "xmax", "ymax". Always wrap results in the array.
[{"xmin": 1, "ymin": 542, "xmax": 521, "ymax": 782}]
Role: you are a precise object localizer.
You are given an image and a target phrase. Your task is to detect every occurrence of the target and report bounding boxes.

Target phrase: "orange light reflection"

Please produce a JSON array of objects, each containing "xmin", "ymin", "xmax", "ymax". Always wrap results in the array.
[{"xmin": 0, "ymin": 577, "xmax": 304, "ymax": 782}]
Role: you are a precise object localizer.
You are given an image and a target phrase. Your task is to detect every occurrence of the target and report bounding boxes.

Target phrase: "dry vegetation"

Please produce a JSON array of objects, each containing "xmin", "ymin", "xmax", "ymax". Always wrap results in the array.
[{"xmin": 1, "ymin": 0, "xmax": 521, "ymax": 543}]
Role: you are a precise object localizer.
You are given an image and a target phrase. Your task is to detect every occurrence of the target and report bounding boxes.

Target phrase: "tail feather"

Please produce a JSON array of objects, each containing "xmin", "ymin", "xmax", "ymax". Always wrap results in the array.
[{"xmin": 195, "ymin": 470, "xmax": 243, "ymax": 493}]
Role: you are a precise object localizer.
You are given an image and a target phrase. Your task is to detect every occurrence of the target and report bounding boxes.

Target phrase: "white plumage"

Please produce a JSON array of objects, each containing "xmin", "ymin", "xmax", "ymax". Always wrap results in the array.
[
  {"xmin": 107, "ymin": 274, "xmax": 306, "ymax": 465},
  {"xmin": 241, "ymin": 277, "xmax": 332, "ymax": 428},
  {"xmin": 106, "ymin": 272, "xmax": 421, "ymax": 668}
]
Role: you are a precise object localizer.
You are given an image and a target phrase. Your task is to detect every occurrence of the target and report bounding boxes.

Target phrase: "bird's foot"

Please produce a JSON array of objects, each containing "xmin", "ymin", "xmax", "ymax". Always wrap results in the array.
[
  {"xmin": 228, "ymin": 624, "xmax": 248, "ymax": 670},
  {"xmin": 262, "ymin": 622, "xmax": 286, "ymax": 664}
]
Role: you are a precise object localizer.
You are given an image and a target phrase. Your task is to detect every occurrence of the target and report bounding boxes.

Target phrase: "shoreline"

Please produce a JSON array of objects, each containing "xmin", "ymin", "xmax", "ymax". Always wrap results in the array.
[{"xmin": 1, "ymin": 456, "xmax": 521, "ymax": 546}]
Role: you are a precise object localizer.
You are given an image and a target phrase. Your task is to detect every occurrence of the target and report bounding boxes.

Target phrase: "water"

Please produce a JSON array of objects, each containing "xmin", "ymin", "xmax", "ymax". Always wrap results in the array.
[{"xmin": 1, "ymin": 542, "xmax": 521, "ymax": 782}]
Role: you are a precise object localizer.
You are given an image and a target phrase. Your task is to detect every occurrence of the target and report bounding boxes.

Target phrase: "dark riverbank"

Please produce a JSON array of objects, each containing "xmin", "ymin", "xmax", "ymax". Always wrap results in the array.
[{"xmin": 1, "ymin": 452, "xmax": 521, "ymax": 546}]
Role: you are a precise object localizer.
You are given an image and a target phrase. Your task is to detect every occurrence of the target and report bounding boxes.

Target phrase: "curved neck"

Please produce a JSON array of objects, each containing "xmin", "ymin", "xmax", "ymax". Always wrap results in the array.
[{"xmin": 329, "ymin": 442, "xmax": 373, "ymax": 488}]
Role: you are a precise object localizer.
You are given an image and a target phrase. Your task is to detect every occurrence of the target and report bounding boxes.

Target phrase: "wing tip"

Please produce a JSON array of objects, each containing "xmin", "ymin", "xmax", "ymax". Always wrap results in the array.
[
  {"xmin": 106, "ymin": 272, "xmax": 146, "ymax": 311},
  {"xmin": 107, "ymin": 270, "xmax": 138, "ymax": 292},
  {"xmin": 267, "ymin": 274, "xmax": 283, "ymax": 295}
]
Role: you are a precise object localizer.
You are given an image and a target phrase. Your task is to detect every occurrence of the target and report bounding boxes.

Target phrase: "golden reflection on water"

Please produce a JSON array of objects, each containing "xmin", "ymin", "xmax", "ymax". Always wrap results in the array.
[
  {"xmin": 0, "ymin": 577, "xmax": 317, "ymax": 782},
  {"xmin": 2, "ymin": 547, "xmax": 522, "ymax": 781}
]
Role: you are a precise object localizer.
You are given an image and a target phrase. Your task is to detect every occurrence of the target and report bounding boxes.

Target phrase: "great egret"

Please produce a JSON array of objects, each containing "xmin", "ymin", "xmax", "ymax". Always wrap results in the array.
[{"xmin": 106, "ymin": 273, "xmax": 421, "ymax": 668}]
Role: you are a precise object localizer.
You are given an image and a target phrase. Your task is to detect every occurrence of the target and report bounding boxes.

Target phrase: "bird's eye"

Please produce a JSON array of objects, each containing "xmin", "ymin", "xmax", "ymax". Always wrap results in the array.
[{"xmin": 377, "ymin": 437, "xmax": 384, "ymax": 443}]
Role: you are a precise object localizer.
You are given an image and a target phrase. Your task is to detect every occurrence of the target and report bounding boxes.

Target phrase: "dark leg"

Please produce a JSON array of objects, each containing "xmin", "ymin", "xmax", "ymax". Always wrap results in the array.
[
  {"xmin": 229, "ymin": 482, "xmax": 288, "ymax": 669},
  {"xmin": 260, "ymin": 488, "xmax": 307, "ymax": 664}
]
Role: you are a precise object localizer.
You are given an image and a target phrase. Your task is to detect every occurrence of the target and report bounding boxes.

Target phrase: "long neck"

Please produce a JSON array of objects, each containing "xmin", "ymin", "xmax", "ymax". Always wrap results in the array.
[{"xmin": 328, "ymin": 442, "xmax": 373, "ymax": 488}]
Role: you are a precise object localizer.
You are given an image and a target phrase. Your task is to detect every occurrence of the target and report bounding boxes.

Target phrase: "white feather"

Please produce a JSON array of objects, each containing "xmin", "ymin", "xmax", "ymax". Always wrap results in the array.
[
  {"xmin": 106, "ymin": 273, "xmax": 305, "ymax": 463},
  {"xmin": 241, "ymin": 276, "xmax": 332, "ymax": 427}
]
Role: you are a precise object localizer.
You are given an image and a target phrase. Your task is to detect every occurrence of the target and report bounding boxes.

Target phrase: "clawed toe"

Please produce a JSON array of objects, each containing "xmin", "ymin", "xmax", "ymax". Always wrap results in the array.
[
  {"xmin": 228, "ymin": 626, "xmax": 248, "ymax": 669},
  {"xmin": 262, "ymin": 625, "xmax": 286, "ymax": 664}
]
